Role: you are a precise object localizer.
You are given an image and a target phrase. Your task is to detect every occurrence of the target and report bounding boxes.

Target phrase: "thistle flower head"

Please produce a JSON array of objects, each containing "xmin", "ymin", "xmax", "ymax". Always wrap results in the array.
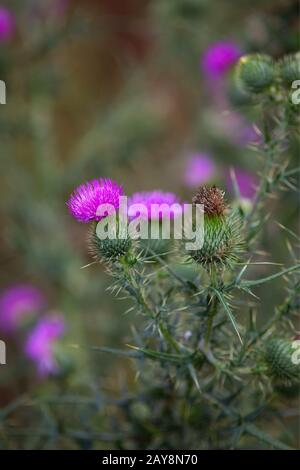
[
  {"xmin": 88, "ymin": 220, "xmax": 132, "ymax": 263},
  {"xmin": 0, "ymin": 6, "xmax": 15, "ymax": 42},
  {"xmin": 189, "ymin": 186, "xmax": 244, "ymax": 268},
  {"xmin": 192, "ymin": 186, "xmax": 226, "ymax": 217},
  {"xmin": 128, "ymin": 190, "xmax": 183, "ymax": 220},
  {"xmin": 24, "ymin": 314, "xmax": 65, "ymax": 377},
  {"xmin": 0, "ymin": 284, "xmax": 45, "ymax": 333},
  {"xmin": 202, "ymin": 41, "xmax": 242, "ymax": 79},
  {"xmin": 279, "ymin": 53, "xmax": 300, "ymax": 84},
  {"xmin": 67, "ymin": 178, "xmax": 123, "ymax": 223},
  {"xmin": 264, "ymin": 339, "xmax": 300, "ymax": 386},
  {"xmin": 237, "ymin": 54, "xmax": 275, "ymax": 93},
  {"xmin": 189, "ymin": 212, "xmax": 244, "ymax": 269},
  {"xmin": 184, "ymin": 153, "xmax": 216, "ymax": 188}
]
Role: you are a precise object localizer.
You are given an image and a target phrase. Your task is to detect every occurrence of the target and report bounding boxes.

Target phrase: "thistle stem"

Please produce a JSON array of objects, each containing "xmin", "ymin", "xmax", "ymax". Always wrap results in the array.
[
  {"xmin": 245, "ymin": 101, "xmax": 288, "ymax": 238},
  {"xmin": 204, "ymin": 266, "xmax": 220, "ymax": 347},
  {"xmin": 204, "ymin": 295, "xmax": 219, "ymax": 347},
  {"xmin": 121, "ymin": 261, "xmax": 155, "ymax": 319}
]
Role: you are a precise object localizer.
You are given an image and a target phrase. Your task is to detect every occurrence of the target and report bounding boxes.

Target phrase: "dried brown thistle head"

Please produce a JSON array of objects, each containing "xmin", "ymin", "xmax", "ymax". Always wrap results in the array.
[{"xmin": 192, "ymin": 186, "xmax": 226, "ymax": 217}]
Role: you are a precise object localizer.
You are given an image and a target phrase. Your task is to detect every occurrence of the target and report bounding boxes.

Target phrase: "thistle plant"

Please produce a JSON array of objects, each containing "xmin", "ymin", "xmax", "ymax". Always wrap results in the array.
[{"xmin": 66, "ymin": 52, "xmax": 300, "ymax": 450}]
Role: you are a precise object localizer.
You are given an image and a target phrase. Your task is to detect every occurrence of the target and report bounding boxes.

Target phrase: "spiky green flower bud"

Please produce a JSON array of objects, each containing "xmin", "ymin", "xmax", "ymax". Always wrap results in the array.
[
  {"xmin": 189, "ymin": 213, "xmax": 244, "ymax": 268},
  {"xmin": 188, "ymin": 187, "xmax": 244, "ymax": 269},
  {"xmin": 89, "ymin": 220, "xmax": 132, "ymax": 262},
  {"xmin": 237, "ymin": 54, "xmax": 275, "ymax": 94},
  {"xmin": 264, "ymin": 339, "xmax": 300, "ymax": 386},
  {"xmin": 279, "ymin": 53, "xmax": 300, "ymax": 84}
]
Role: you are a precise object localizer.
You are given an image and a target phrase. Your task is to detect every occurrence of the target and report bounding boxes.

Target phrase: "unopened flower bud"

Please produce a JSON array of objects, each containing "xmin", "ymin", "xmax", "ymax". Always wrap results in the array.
[
  {"xmin": 89, "ymin": 220, "xmax": 132, "ymax": 263},
  {"xmin": 264, "ymin": 339, "xmax": 300, "ymax": 386},
  {"xmin": 237, "ymin": 54, "xmax": 275, "ymax": 94},
  {"xmin": 188, "ymin": 187, "xmax": 244, "ymax": 268},
  {"xmin": 279, "ymin": 53, "xmax": 300, "ymax": 85}
]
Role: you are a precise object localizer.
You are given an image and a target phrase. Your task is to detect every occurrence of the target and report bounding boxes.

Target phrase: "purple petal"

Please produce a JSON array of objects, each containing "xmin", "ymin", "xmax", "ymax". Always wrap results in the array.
[
  {"xmin": 67, "ymin": 178, "xmax": 123, "ymax": 223},
  {"xmin": 0, "ymin": 284, "xmax": 45, "ymax": 333},
  {"xmin": 184, "ymin": 153, "xmax": 216, "ymax": 188},
  {"xmin": 201, "ymin": 41, "xmax": 242, "ymax": 79},
  {"xmin": 0, "ymin": 7, "xmax": 15, "ymax": 42}
]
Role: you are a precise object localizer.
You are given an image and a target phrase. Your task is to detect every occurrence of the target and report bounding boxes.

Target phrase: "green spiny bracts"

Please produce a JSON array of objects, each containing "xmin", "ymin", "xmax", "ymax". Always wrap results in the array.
[
  {"xmin": 90, "ymin": 231, "xmax": 132, "ymax": 262},
  {"xmin": 189, "ymin": 212, "xmax": 244, "ymax": 268},
  {"xmin": 264, "ymin": 339, "xmax": 300, "ymax": 386},
  {"xmin": 279, "ymin": 53, "xmax": 300, "ymax": 85},
  {"xmin": 236, "ymin": 54, "xmax": 275, "ymax": 94},
  {"xmin": 88, "ymin": 220, "xmax": 132, "ymax": 262}
]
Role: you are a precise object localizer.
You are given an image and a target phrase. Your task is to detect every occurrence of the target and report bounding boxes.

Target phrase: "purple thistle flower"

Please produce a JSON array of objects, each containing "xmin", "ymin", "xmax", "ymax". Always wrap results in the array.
[
  {"xmin": 67, "ymin": 178, "xmax": 123, "ymax": 223},
  {"xmin": 0, "ymin": 6, "xmax": 15, "ymax": 42},
  {"xmin": 226, "ymin": 168, "xmax": 258, "ymax": 199},
  {"xmin": 24, "ymin": 314, "xmax": 65, "ymax": 377},
  {"xmin": 184, "ymin": 153, "xmax": 216, "ymax": 188},
  {"xmin": 201, "ymin": 41, "xmax": 242, "ymax": 79},
  {"xmin": 0, "ymin": 284, "xmax": 45, "ymax": 333},
  {"xmin": 128, "ymin": 190, "xmax": 183, "ymax": 220}
]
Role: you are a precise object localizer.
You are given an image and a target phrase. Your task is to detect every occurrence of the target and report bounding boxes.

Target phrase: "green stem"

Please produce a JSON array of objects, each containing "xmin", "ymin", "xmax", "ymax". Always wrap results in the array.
[
  {"xmin": 121, "ymin": 261, "xmax": 155, "ymax": 319},
  {"xmin": 245, "ymin": 101, "xmax": 288, "ymax": 241},
  {"xmin": 121, "ymin": 258, "xmax": 185, "ymax": 356},
  {"xmin": 158, "ymin": 321, "xmax": 181, "ymax": 353},
  {"xmin": 204, "ymin": 295, "xmax": 219, "ymax": 347},
  {"xmin": 244, "ymin": 423, "xmax": 293, "ymax": 450},
  {"xmin": 204, "ymin": 265, "xmax": 220, "ymax": 347}
]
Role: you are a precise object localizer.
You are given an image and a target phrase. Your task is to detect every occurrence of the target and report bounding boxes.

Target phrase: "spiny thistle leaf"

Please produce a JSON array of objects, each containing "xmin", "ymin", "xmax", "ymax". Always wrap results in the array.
[
  {"xmin": 126, "ymin": 344, "xmax": 193, "ymax": 365},
  {"xmin": 244, "ymin": 423, "xmax": 294, "ymax": 450},
  {"xmin": 241, "ymin": 264, "xmax": 300, "ymax": 288},
  {"xmin": 211, "ymin": 288, "xmax": 243, "ymax": 344}
]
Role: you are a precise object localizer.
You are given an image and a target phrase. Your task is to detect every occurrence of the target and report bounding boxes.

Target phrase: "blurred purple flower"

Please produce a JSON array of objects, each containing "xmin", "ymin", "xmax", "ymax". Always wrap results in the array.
[
  {"xmin": 67, "ymin": 178, "xmax": 123, "ymax": 223},
  {"xmin": 201, "ymin": 41, "xmax": 242, "ymax": 79},
  {"xmin": 184, "ymin": 153, "xmax": 216, "ymax": 188},
  {"xmin": 238, "ymin": 124, "xmax": 263, "ymax": 146},
  {"xmin": 24, "ymin": 314, "xmax": 65, "ymax": 377},
  {"xmin": 128, "ymin": 191, "xmax": 183, "ymax": 220},
  {"xmin": 226, "ymin": 168, "xmax": 258, "ymax": 199},
  {"xmin": 0, "ymin": 6, "xmax": 15, "ymax": 42},
  {"xmin": 219, "ymin": 111, "xmax": 262, "ymax": 147},
  {"xmin": 0, "ymin": 284, "xmax": 45, "ymax": 333}
]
